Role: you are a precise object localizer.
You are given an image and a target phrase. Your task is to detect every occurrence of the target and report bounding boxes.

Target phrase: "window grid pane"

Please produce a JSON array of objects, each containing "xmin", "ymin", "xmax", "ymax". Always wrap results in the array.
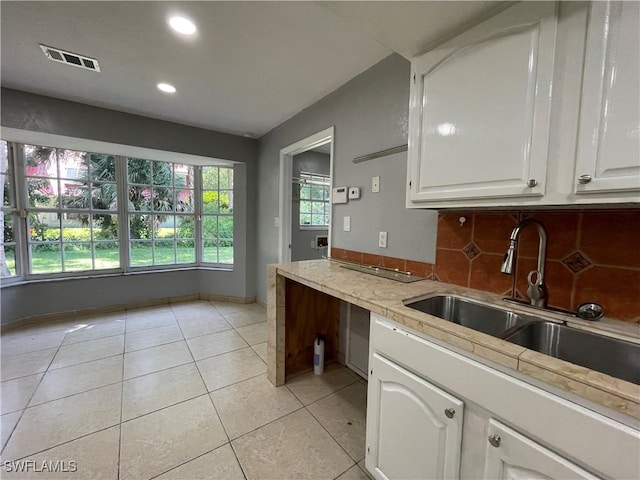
[
  {"xmin": 1, "ymin": 140, "xmax": 18, "ymax": 278},
  {"xmin": 202, "ymin": 166, "xmax": 234, "ymax": 265},
  {"xmin": 127, "ymin": 158, "xmax": 197, "ymax": 268},
  {"xmin": 299, "ymin": 172, "xmax": 330, "ymax": 227},
  {"xmin": 24, "ymin": 145, "xmax": 120, "ymax": 274}
]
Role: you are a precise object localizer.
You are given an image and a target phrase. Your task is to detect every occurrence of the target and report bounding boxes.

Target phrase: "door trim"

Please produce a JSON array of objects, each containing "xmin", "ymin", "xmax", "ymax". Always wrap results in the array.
[{"xmin": 278, "ymin": 126, "xmax": 334, "ymax": 263}]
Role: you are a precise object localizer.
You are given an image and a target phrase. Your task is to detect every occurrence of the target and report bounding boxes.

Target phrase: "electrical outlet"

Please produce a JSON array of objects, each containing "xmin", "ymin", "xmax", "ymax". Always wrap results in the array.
[
  {"xmin": 310, "ymin": 240, "xmax": 316, "ymax": 249},
  {"xmin": 372, "ymin": 176, "xmax": 380, "ymax": 193},
  {"xmin": 379, "ymin": 231, "xmax": 388, "ymax": 248},
  {"xmin": 343, "ymin": 216, "xmax": 351, "ymax": 232},
  {"xmin": 274, "ymin": 217, "xmax": 280, "ymax": 227}
]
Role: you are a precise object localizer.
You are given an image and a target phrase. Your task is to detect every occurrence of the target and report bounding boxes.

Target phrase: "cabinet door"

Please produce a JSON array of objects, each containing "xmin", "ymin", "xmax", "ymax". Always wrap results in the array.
[
  {"xmin": 407, "ymin": 2, "xmax": 557, "ymax": 203},
  {"xmin": 365, "ymin": 353, "xmax": 464, "ymax": 480},
  {"xmin": 574, "ymin": 1, "xmax": 640, "ymax": 194},
  {"xmin": 484, "ymin": 419, "xmax": 599, "ymax": 480}
]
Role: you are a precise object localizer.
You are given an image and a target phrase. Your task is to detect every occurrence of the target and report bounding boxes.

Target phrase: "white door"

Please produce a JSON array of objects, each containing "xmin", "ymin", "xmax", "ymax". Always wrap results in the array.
[
  {"xmin": 574, "ymin": 1, "xmax": 640, "ymax": 194},
  {"xmin": 407, "ymin": 2, "xmax": 557, "ymax": 203},
  {"xmin": 365, "ymin": 353, "xmax": 464, "ymax": 480},
  {"xmin": 484, "ymin": 419, "xmax": 599, "ymax": 479}
]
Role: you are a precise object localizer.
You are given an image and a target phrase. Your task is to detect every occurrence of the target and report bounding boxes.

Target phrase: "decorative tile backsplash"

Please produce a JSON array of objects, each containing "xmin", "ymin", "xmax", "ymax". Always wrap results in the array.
[{"xmin": 331, "ymin": 209, "xmax": 640, "ymax": 323}]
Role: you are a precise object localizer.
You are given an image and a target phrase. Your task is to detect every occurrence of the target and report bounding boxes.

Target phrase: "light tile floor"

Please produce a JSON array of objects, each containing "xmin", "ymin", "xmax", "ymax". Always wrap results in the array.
[{"xmin": 0, "ymin": 301, "xmax": 370, "ymax": 480}]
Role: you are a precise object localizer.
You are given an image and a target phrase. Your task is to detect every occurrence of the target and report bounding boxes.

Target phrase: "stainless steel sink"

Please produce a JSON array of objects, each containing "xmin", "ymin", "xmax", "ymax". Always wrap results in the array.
[
  {"xmin": 405, "ymin": 295, "xmax": 533, "ymax": 338},
  {"xmin": 504, "ymin": 322, "xmax": 640, "ymax": 385},
  {"xmin": 405, "ymin": 295, "xmax": 640, "ymax": 385}
]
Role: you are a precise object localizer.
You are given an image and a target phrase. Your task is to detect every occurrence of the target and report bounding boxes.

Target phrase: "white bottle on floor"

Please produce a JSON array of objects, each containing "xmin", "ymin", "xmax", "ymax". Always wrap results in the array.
[{"xmin": 314, "ymin": 336, "xmax": 325, "ymax": 375}]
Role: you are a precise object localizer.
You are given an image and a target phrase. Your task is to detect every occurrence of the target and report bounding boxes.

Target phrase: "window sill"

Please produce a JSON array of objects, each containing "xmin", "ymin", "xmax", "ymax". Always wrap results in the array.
[
  {"xmin": 299, "ymin": 226, "xmax": 329, "ymax": 231},
  {"xmin": 0, "ymin": 265, "xmax": 235, "ymax": 288}
]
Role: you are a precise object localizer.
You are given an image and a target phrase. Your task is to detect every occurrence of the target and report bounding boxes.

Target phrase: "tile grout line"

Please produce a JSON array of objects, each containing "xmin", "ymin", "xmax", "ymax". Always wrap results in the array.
[
  {"xmin": 175, "ymin": 308, "xmax": 235, "ymax": 438},
  {"xmin": 285, "ymin": 370, "xmax": 360, "ymax": 407},
  {"xmin": 303, "ymin": 379, "xmax": 366, "ymax": 465},
  {"xmin": 1, "ymin": 302, "xmax": 267, "ymax": 471},
  {"xmin": 305, "ymin": 402, "xmax": 362, "ymax": 465},
  {"xmin": 117, "ymin": 347, "xmax": 125, "ymax": 480},
  {"xmin": 0, "ymin": 330, "xmax": 69, "ymax": 457},
  {"xmin": 46, "ymin": 347, "xmax": 125, "ymax": 373},
  {"xmin": 148, "ymin": 443, "xmax": 244, "ymax": 480},
  {"xmin": 170, "ymin": 316, "xmax": 244, "ymax": 478},
  {"xmin": 120, "ymin": 300, "xmax": 170, "ymax": 480},
  {"xmin": 21, "ymin": 373, "xmax": 124, "ymax": 411},
  {"xmin": 60, "ymin": 330, "xmax": 125, "ymax": 348},
  {"xmin": 5, "ymin": 423, "xmax": 123, "ymax": 464},
  {"xmin": 228, "ymin": 442, "xmax": 250, "ymax": 480}
]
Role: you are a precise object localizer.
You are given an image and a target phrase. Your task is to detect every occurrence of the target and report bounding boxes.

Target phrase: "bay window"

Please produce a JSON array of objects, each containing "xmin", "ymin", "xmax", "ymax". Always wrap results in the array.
[{"xmin": 0, "ymin": 139, "xmax": 235, "ymax": 281}]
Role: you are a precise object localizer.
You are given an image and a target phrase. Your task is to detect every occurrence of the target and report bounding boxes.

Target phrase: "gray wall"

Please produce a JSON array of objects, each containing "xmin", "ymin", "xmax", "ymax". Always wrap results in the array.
[
  {"xmin": 256, "ymin": 54, "xmax": 438, "ymax": 302},
  {"xmin": 1, "ymin": 88, "xmax": 258, "ymax": 323},
  {"xmin": 1, "ymin": 88, "xmax": 256, "ymax": 162},
  {"xmin": 291, "ymin": 151, "xmax": 330, "ymax": 261}
]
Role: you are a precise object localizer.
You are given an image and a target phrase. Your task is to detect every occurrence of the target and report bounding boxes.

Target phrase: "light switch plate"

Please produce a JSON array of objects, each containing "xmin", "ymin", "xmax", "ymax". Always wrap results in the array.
[
  {"xmin": 343, "ymin": 216, "xmax": 351, "ymax": 232},
  {"xmin": 378, "ymin": 231, "xmax": 387, "ymax": 248},
  {"xmin": 348, "ymin": 187, "xmax": 361, "ymax": 199},
  {"xmin": 372, "ymin": 176, "xmax": 380, "ymax": 193}
]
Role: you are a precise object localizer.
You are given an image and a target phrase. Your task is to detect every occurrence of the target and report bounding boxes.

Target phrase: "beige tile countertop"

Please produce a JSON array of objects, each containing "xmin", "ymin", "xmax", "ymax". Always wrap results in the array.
[{"xmin": 267, "ymin": 259, "xmax": 640, "ymax": 421}]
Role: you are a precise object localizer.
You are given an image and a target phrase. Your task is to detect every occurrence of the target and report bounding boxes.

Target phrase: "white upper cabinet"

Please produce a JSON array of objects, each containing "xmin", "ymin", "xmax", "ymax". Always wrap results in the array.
[
  {"xmin": 407, "ymin": 1, "xmax": 640, "ymax": 208},
  {"xmin": 407, "ymin": 2, "xmax": 558, "ymax": 203},
  {"xmin": 574, "ymin": 1, "xmax": 640, "ymax": 194}
]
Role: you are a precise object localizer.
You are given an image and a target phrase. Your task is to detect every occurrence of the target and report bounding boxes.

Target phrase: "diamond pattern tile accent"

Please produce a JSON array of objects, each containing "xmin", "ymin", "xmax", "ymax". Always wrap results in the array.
[
  {"xmin": 462, "ymin": 242, "xmax": 480, "ymax": 260},
  {"xmin": 562, "ymin": 251, "xmax": 592, "ymax": 274}
]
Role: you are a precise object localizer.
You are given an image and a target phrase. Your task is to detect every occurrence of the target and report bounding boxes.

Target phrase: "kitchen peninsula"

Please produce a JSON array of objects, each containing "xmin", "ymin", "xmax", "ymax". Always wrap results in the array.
[
  {"xmin": 267, "ymin": 259, "xmax": 640, "ymax": 417},
  {"xmin": 267, "ymin": 259, "xmax": 640, "ymax": 479}
]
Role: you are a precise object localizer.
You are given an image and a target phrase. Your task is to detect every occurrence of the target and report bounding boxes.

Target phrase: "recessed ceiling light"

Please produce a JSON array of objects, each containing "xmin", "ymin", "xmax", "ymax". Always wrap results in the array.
[
  {"xmin": 169, "ymin": 16, "xmax": 197, "ymax": 35},
  {"xmin": 157, "ymin": 83, "xmax": 176, "ymax": 94}
]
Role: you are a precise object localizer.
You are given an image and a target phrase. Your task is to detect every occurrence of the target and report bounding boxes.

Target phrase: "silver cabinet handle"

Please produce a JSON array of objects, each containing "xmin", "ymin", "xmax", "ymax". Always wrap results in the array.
[
  {"xmin": 488, "ymin": 434, "xmax": 501, "ymax": 448},
  {"xmin": 527, "ymin": 179, "xmax": 538, "ymax": 188},
  {"xmin": 578, "ymin": 174, "xmax": 592, "ymax": 184},
  {"xmin": 444, "ymin": 408, "xmax": 455, "ymax": 419}
]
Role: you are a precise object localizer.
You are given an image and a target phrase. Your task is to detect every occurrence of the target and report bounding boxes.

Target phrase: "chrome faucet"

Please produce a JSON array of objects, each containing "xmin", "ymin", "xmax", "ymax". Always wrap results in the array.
[{"xmin": 501, "ymin": 219, "xmax": 547, "ymax": 307}]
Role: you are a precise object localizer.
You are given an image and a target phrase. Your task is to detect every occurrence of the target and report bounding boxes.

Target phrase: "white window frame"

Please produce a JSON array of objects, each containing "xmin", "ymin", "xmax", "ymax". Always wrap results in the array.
[
  {"xmin": 1, "ymin": 141, "xmax": 20, "ymax": 282},
  {"xmin": 22, "ymin": 144, "xmax": 123, "ymax": 277},
  {"xmin": 201, "ymin": 166, "xmax": 234, "ymax": 266},
  {"xmin": 125, "ymin": 158, "xmax": 198, "ymax": 270},
  {"xmin": 0, "ymin": 136, "xmax": 235, "ymax": 284},
  {"xmin": 298, "ymin": 171, "xmax": 330, "ymax": 230}
]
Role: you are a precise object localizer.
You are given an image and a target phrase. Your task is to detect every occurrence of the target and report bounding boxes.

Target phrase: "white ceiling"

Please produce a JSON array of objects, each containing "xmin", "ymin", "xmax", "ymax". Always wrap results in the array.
[{"xmin": 1, "ymin": 1, "xmax": 504, "ymax": 138}]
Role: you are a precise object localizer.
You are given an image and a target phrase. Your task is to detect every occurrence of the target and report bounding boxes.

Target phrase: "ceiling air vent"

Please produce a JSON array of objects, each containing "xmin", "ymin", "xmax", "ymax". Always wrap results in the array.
[{"xmin": 39, "ymin": 44, "xmax": 101, "ymax": 72}]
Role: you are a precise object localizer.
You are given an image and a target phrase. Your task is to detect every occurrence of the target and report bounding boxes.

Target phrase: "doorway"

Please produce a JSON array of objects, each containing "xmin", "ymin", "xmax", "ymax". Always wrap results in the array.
[{"xmin": 278, "ymin": 127, "xmax": 334, "ymax": 263}]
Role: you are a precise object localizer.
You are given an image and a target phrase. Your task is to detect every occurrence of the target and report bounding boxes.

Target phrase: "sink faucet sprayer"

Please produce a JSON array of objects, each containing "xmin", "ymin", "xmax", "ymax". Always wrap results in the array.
[{"xmin": 501, "ymin": 219, "xmax": 547, "ymax": 307}]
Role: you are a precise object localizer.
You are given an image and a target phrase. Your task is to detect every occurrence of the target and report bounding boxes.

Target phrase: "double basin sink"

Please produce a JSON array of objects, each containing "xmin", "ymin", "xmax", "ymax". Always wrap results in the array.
[{"xmin": 405, "ymin": 295, "xmax": 640, "ymax": 385}]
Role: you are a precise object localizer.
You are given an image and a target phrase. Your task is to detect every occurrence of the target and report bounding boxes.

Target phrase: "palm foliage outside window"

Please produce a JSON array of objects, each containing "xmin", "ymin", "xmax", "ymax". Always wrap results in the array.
[
  {"xmin": 127, "ymin": 159, "xmax": 196, "ymax": 267},
  {"xmin": 299, "ymin": 172, "xmax": 330, "ymax": 228},
  {"xmin": 0, "ymin": 140, "xmax": 234, "ymax": 280},
  {"xmin": 25, "ymin": 146, "xmax": 120, "ymax": 274}
]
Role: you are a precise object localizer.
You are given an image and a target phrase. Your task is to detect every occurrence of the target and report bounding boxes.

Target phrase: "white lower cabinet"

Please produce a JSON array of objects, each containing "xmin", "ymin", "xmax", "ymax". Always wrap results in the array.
[
  {"xmin": 484, "ymin": 419, "xmax": 597, "ymax": 480},
  {"xmin": 366, "ymin": 353, "xmax": 464, "ymax": 480},
  {"xmin": 365, "ymin": 313, "xmax": 640, "ymax": 480}
]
